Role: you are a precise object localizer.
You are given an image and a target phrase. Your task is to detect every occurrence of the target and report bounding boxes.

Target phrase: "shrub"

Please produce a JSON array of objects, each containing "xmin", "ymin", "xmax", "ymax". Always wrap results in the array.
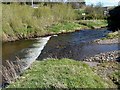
[{"xmin": 2, "ymin": 3, "xmax": 77, "ymax": 41}]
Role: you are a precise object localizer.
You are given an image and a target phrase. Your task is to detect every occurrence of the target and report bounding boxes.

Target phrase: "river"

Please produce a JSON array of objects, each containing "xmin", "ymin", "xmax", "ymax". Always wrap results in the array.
[{"xmin": 2, "ymin": 29, "xmax": 119, "ymax": 68}]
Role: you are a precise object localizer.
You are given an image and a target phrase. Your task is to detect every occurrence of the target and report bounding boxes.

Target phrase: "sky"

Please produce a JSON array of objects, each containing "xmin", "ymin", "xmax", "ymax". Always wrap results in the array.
[{"xmin": 85, "ymin": 0, "xmax": 120, "ymax": 6}]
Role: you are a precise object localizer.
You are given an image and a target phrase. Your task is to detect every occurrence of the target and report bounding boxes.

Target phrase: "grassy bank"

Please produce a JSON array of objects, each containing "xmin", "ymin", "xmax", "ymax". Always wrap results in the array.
[
  {"xmin": 2, "ymin": 4, "xmax": 108, "ymax": 42},
  {"xmin": 93, "ymin": 61, "xmax": 120, "ymax": 88},
  {"xmin": 45, "ymin": 21, "xmax": 89, "ymax": 34},
  {"xmin": 77, "ymin": 20, "xmax": 108, "ymax": 29},
  {"xmin": 7, "ymin": 58, "xmax": 117, "ymax": 88},
  {"xmin": 102, "ymin": 31, "xmax": 120, "ymax": 40},
  {"xmin": 2, "ymin": 4, "xmax": 76, "ymax": 42},
  {"xmin": 93, "ymin": 31, "xmax": 119, "ymax": 44}
]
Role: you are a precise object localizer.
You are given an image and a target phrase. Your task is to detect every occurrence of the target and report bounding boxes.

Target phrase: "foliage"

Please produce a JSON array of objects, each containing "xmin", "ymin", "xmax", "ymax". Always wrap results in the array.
[
  {"xmin": 2, "ymin": 3, "xmax": 108, "ymax": 42},
  {"xmin": 75, "ymin": 9, "xmax": 86, "ymax": 20},
  {"xmin": 2, "ymin": 3, "xmax": 76, "ymax": 41},
  {"xmin": 107, "ymin": 6, "xmax": 120, "ymax": 31},
  {"xmin": 85, "ymin": 6, "xmax": 105, "ymax": 20},
  {"xmin": 76, "ymin": 3, "xmax": 106, "ymax": 20}
]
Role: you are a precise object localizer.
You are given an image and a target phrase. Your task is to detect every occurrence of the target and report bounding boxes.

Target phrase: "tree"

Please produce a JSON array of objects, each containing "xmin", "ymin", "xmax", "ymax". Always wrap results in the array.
[
  {"xmin": 84, "ymin": 3, "xmax": 104, "ymax": 20},
  {"xmin": 107, "ymin": 6, "xmax": 120, "ymax": 31}
]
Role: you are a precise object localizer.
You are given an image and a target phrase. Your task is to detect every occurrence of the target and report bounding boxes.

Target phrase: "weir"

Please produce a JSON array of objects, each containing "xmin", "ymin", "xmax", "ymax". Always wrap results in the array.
[
  {"xmin": 1, "ymin": 36, "xmax": 51, "ymax": 87},
  {"xmin": 2, "ymin": 36, "xmax": 51, "ymax": 87},
  {"xmin": 15, "ymin": 36, "xmax": 51, "ymax": 71}
]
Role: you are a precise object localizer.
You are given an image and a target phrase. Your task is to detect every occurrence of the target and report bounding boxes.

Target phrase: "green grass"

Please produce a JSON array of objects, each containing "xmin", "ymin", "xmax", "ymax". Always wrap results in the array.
[
  {"xmin": 7, "ymin": 58, "xmax": 114, "ymax": 88},
  {"xmin": 92, "ymin": 61, "xmax": 119, "ymax": 88},
  {"xmin": 47, "ymin": 21, "xmax": 88, "ymax": 33},
  {"xmin": 2, "ymin": 4, "xmax": 76, "ymax": 41},
  {"xmin": 101, "ymin": 31, "xmax": 120, "ymax": 40},
  {"xmin": 110, "ymin": 71, "xmax": 120, "ymax": 86},
  {"xmin": 78, "ymin": 20, "xmax": 108, "ymax": 29},
  {"xmin": 2, "ymin": 4, "xmax": 108, "ymax": 42},
  {"xmin": 106, "ymin": 31, "xmax": 120, "ymax": 39}
]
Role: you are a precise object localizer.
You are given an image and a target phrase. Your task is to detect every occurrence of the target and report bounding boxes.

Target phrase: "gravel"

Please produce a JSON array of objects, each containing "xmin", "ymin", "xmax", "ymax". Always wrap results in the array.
[
  {"xmin": 94, "ymin": 38, "xmax": 119, "ymax": 44},
  {"xmin": 83, "ymin": 50, "xmax": 120, "ymax": 62}
]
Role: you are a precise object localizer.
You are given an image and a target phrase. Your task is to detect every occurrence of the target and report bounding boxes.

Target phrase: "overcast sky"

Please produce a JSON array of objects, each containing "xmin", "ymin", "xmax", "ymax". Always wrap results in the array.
[{"xmin": 85, "ymin": 0, "xmax": 120, "ymax": 6}]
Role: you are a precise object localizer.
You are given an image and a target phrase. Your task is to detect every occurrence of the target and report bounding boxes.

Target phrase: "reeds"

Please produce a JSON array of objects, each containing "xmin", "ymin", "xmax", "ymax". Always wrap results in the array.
[{"xmin": 1, "ymin": 57, "xmax": 23, "ymax": 87}]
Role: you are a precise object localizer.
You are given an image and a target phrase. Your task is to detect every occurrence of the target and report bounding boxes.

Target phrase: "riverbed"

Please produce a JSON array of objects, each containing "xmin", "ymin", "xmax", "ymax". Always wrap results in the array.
[{"xmin": 38, "ymin": 29, "xmax": 119, "ymax": 60}]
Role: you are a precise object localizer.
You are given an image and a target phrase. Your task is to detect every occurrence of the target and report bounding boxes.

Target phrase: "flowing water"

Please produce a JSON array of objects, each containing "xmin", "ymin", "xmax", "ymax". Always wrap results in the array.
[
  {"xmin": 2, "ymin": 29, "xmax": 119, "ymax": 68},
  {"xmin": 2, "ymin": 36, "xmax": 51, "ymax": 70},
  {"xmin": 38, "ymin": 29, "xmax": 119, "ymax": 60}
]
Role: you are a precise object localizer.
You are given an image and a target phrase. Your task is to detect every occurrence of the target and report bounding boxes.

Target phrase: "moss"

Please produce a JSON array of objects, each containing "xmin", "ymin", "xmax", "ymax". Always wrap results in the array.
[{"xmin": 7, "ymin": 58, "xmax": 114, "ymax": 88}]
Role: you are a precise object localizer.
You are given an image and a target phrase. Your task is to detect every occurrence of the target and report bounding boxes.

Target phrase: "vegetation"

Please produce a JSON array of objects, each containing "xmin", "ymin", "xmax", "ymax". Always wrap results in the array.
[
  {"xmin": 75, "ymin": 3, "xmax": 106, "ymax": 20},
  {"xmin": 101, "ymin": 31, "xmax": 120, "ymax": 40},
  {"xmin": 7, "ymin": 58, "xmax": 116, "ymax": 88},
  {"xmin": 2, "ymin": 3, "xmax": 119, "ymax": 89},
  {"xmin": 93, "ymin": 61, "xmax": 120, "ymax": 88},
  {"xmin": 85, "ymin": 5, "xmax": 105, "ymax": 20},
  {"xmin": 2, "ymin": 3, "xmax": 76, "ymax": 41},
  {"xmin": 106, "ymin": 31, "xmax": 120, "ymax": 39},
  {"xmin": 78, "ymin": 20, "xmax": 107, "ymax": 29},
  {"xmin": 109, "ymin": 71, "xmax": 120, "ymax": 88},
  {"xmin": 2, "ymin": 3, "xmax": 108, "ymax": 42},
  {"xmin": 46, "ymin": 21, "xmax": 88, "ymax": 33},
  {"xmin": 107, "ymin": 6, "xmax": 120, "ymax": 31}
]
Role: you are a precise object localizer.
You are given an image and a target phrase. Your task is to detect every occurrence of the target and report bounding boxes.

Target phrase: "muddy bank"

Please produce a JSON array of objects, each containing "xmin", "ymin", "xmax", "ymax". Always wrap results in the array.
[{"xmin": 83, "ymin": 50, "xmax": 120, "ymax": 62}]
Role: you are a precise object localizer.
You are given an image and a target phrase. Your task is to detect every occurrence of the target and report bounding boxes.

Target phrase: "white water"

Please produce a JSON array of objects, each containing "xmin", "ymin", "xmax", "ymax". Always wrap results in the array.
[{"xmin": 16, "ymin": 36, "xmax": 51, "ymax": 70}]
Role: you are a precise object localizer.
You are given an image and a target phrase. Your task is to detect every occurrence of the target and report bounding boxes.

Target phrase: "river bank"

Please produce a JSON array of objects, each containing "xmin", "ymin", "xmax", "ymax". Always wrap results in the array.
[
  {"xmin": 2, "ymin": 4, "xmax": 108, "ymax": 42},
  {"xmin": 83, "ymin": 50, "xmax": 120, "ymax": 62},
  {"xmin": 6, "ymin": 58, "xmax": 119, "ymax": 88},
  {"xmin": 94, "ymin": 38, "xmax": 119, "ymax": 44},
  {"xmin": 3, "ymin": 48, "xmax": 120, "ymax": 88},
  {"xmin": 2, "ymin": 4, "xmax": 76, "ymax": 42},
  {"xmin": 2, "ymin": 27, "xmax": 119, "ymax": 88},
  {"xmin": 2, "ymin": 20, "xmax": 107, "ymax": 42},
  {"xmin": 2, "ymin": 3, "xmax": 119, "ymax": 89},
  {"xmin": 93, "ymin": 31, "xmax": 119, "ymax": 44}
]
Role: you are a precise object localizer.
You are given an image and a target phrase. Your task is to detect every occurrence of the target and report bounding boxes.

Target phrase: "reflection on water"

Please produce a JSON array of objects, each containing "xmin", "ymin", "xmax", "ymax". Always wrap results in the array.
[
  {"xmin": 2, "ymin": 39, "xmax": 36, "ymax": 60},
  {"xmin": 2, "ymin": 37, "xmax": 51, "ymax": 69}
]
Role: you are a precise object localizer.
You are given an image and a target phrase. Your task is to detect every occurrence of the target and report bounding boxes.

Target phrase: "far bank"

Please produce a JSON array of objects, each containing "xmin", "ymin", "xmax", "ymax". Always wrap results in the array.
[{"xmin": 2, "ymin": 4, "xmax": 108, "ymax": 42}]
